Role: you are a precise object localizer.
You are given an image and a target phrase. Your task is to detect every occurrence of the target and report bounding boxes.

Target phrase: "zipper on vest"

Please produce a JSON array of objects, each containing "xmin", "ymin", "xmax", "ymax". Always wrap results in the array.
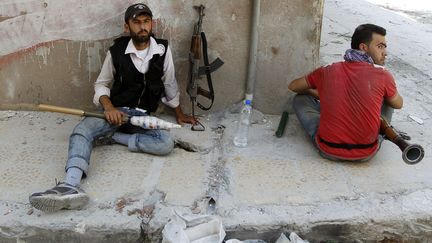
[{"xmin": 137, "ymin": 74, "xmax": 147, "ymax": 108}]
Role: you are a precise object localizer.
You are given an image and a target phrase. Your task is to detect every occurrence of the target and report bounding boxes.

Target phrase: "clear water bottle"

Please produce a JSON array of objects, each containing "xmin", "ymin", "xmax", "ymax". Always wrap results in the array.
[{"xmin": 233, "ymin": 99, "xmax": 252, "ymax": 147}]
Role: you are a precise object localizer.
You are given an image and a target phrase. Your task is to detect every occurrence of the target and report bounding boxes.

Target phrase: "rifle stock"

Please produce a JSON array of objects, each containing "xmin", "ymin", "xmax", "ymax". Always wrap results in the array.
[{"xmin": 380, "ymin": 117, "xmax": 424, "ymax": 164}]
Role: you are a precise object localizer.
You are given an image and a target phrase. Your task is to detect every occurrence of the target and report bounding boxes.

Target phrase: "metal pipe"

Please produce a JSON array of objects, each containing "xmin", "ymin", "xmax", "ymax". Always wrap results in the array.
[{"xmin": 245, "ymin": 0, "xmax": 261, "ymax": 102}]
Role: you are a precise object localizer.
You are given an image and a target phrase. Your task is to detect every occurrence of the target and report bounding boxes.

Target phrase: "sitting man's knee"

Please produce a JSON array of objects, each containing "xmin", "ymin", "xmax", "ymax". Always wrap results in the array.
[
  {"xmin": 158, "ymin": 135, "xmax": 174, "ymax": 155},
  {"xmin": 72, "ymin": 118, "xmax": 107, "ymax": 139},
  {"xmin": 292, "ymin": 94, "xmax": 306, "ymax": 112},
  {"xmin": 293, "ymin": 94, "xmax": 308, "ymax": 104},
  {"xmin": 132, "ymin": 132, "xmax": 174, "ymax": 156},
  {"xmin": 71, "ymin": 125, "xmax": 92, "ymax": 141}
]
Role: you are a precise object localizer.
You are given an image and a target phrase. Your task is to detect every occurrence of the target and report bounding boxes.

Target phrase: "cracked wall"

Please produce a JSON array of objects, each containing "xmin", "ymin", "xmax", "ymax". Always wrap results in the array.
[{"xmin": 0, "ymin": 0, "xmax": 324, "ymax": 114}]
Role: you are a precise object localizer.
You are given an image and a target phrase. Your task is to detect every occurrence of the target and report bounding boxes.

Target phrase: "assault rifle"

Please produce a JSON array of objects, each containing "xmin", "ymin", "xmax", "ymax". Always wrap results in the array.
[
  {"xmin": 187, "ymin": 5, "xmax": 224, "ymax": 131},
  {"xmin": 380, "ymin": 117, "xmax": 424, "ymax": 164}
]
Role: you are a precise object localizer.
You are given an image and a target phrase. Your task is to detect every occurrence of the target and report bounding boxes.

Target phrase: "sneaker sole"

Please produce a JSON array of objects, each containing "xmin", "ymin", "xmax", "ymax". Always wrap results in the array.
[{"xmin": 30, "ymin": 194, "xmax": 89, "ymax": 212}]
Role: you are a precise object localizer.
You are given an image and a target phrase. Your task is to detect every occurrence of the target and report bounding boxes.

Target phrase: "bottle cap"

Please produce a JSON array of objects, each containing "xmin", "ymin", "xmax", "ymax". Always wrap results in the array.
[{"xmin": 245, "ymin": 99, "xmax": 252, "ymax": 105}]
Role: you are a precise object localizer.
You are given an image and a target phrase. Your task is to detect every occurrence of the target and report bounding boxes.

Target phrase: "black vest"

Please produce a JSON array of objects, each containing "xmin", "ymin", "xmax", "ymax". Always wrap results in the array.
[{"xmin": 109, "ymin": 36, "xmax": 168, "ymax": 113}]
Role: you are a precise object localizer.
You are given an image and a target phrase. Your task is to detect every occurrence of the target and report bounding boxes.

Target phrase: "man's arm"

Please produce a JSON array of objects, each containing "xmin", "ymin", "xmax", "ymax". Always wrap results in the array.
[
  {"xmin": 94, "ymin": 51, "xmax": 115, "ymax": 107},
  {"xmin": 94, "ymin": 51, "xmax": 125, "ymax": 126},
  {"xmin": 288, "ymin": 77, "xmax": 319, "ymax": 99},
  {"xmin": 161, "ymin": 45, "xmax": 197, "ymax": 125},
  {"xmin": 385, "ymin": 92, "xmax": 403, "ymax": 109},
  {"xmin": 99, "ymin": 95, "xmax": 125, "ymax": 126}
]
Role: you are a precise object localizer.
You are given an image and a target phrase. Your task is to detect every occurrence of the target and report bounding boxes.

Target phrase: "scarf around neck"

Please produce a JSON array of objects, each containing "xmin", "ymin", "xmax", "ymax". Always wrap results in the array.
[{"xmin": 343, "ymin": 49, "xmax": 374, "ymax": 64}]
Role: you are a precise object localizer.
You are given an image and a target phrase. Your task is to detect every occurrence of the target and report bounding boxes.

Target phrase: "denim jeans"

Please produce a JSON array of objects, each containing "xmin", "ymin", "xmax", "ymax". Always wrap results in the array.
[
  {"xmin": 292, "ymin": 94, "xmax": 393, "ymax": 162},
  {"xmin": 65, "ymin": 109, "xmax": 174, "ymax": 176}
]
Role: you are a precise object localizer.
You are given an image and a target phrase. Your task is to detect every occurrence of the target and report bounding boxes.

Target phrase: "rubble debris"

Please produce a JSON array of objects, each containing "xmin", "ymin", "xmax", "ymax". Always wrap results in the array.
[
  {"xmin": 408, "ymin": 114, "xmax": 424, "ymax": 125},
  {"xmin": 142, "ymin": 204, "xmax": 155, "ymax": 218},
  {"xmin": 97, "ymin": 203, "xmax": 112, "ymax": 210},
  {"xmin": 115, "ymin": 198, "xmax": 127, "ymax": 213},
  {"xmin": 56, "ymin": 118, "xmax": 68, "ymax": 125},
  {"xmin": 27, "ymin": 208, "xmax": 34, "ymax": 215},
  {"xmin": 115, "ymin": 197, "xmax": 138, "ymax": 213},
  {"xmin": 127, "ymin": 204, "xmax": 155, "ymax": 218},
  {"xmin": 275, "ymin": 232, "xmax": 309, "ymax": 243},
  {"xmin": 0, "ymin": 111, "xmax": 18, "ymax": 121},
  {"xmin": 190, "ymin": 201, "xmax": 201, "ymax": 214},
  {"xmin": 174, "ymin": 139, "xmax": 200, "ymax": 152},
  {"xmin": 127, "ymin": 208, "xmax": 142, "ymax": 216},
  {"xmin": 162, "ymin": 211, "xmax": 225, "ymax": 243}
]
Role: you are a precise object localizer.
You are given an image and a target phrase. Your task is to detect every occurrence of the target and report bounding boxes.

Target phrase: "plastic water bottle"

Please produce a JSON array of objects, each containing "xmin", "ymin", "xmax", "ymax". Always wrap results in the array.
[{"xmin": 233, "ymin": 99, "xmax": 252, "ymax": 147}]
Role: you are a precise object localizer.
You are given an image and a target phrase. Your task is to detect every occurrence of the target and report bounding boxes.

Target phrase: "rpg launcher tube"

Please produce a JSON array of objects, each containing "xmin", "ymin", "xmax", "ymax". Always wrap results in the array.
[
  {"xmin": 130, "ymin": 116, "xmax": 181, "ymax": 130},
  {"xmin": 380, "ymin": 117, "xmax": 424, "ymax": 165}
]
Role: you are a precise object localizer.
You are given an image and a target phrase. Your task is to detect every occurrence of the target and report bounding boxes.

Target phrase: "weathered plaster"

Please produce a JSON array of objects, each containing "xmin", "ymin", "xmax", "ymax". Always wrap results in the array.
[{"xmin": 0, "ymin": 0, "xmax": 324, "ymax": 114}]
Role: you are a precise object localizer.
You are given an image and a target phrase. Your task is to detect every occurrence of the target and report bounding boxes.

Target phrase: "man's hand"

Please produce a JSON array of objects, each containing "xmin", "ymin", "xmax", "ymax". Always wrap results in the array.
[
  {"xmin": 99, "ymin": 95, "xmax": 126, "ymax": 126},
  {"xmin": 104, "ymin": 107, "xmax": 126, "ymax": 126},
  {"xmin": 174, "ymin": 106, "xmax": 198, "ymax": 125},
  {"xmin": 303, "ymin": 89, "xmax": 319, "ymax": 99}
]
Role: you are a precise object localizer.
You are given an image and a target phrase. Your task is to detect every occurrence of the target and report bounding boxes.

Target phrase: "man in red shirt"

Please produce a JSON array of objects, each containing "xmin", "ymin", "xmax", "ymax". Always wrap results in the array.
[{"xmin": 288, "ymin": 24, "xmax": 403, "ymax": 161}]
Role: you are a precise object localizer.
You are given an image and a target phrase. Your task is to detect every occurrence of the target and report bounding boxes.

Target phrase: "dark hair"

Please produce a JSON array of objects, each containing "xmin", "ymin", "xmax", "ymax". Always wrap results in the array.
[{"xmin": 351, "ymin": 24, "xmax": 386, "ymax": 49}]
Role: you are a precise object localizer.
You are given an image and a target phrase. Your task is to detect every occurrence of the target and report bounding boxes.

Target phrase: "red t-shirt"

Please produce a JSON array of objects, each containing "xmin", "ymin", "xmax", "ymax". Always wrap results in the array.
[{"xmin": 306, "ymin": 62, "xmax": 397, "ymax": 160}]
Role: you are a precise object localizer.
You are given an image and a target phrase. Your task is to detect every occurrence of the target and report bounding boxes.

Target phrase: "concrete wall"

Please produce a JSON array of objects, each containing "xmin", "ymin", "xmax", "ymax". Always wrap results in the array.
[{"xmin": 0, "ymin": 0, "xmax": 323, "ymax": 114}]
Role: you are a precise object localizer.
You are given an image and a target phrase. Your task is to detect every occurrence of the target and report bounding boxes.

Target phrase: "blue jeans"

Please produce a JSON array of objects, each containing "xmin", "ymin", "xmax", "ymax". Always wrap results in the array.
[
  {"xmin": 292, "ymin": 94, "xmax": 393, "ymax": 162},
  {"xmin": 65, "ymin": 110, "xmax": 174, "ymax": 176}
]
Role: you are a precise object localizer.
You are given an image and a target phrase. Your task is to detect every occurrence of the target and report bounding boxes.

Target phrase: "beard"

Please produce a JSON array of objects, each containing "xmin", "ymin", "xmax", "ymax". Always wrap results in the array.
[{"xmin": 130, "ymin": 29, "xmax": 151, "ymax": 44}]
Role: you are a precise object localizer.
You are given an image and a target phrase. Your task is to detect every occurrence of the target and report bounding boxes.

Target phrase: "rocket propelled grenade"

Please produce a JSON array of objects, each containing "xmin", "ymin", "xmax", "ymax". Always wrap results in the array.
[
  {"xmin": 130, "ymin": 116, "xmax": 182, "ymax": 130},
  {"xmin": 38, "ymin": 104, "xmax": 182, "ymax": 130}
]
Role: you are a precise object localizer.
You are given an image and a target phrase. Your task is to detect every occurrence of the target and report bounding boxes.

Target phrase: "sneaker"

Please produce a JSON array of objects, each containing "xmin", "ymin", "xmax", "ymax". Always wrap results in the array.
[{"xmin": 29, "ymin": 182, "xmax": 89, "ymax": 212}]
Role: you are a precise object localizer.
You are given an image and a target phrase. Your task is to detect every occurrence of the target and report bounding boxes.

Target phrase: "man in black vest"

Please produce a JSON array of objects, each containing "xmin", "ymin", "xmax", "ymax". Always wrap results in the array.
[{"xmin": 29, "ymin": 3, "xmax": 197, "ymax": 212}]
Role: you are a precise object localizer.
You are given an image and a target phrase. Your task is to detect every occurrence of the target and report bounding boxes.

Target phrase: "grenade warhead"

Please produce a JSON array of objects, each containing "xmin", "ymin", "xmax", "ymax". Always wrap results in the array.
[{"xmin": 130, "ymin": 116, "xmax": 181, "ymax": 130}]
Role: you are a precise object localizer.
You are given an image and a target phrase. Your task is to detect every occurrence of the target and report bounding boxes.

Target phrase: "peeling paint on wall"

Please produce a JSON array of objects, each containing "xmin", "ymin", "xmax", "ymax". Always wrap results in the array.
[
  {"xmin": 35, "ymin": 46, "xmax": 51, "ymax": 66},
  {"xmin": 5, "ymin": 78, "xmax": 15, "ymax": 99},
  {"xmin": 0, "ymin": 41, "xmax": 55, "ymax": 68},
  {"xmin": 85, "ymin": 42, "xmax": 104, "ymax": 83},
  {"xmin": 0, "ymin": 0, "xmax": 324, "ymax": 114},
  {"xmin": 0, "ymin": 0, "xmax": 125, "ymax": 56}
]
